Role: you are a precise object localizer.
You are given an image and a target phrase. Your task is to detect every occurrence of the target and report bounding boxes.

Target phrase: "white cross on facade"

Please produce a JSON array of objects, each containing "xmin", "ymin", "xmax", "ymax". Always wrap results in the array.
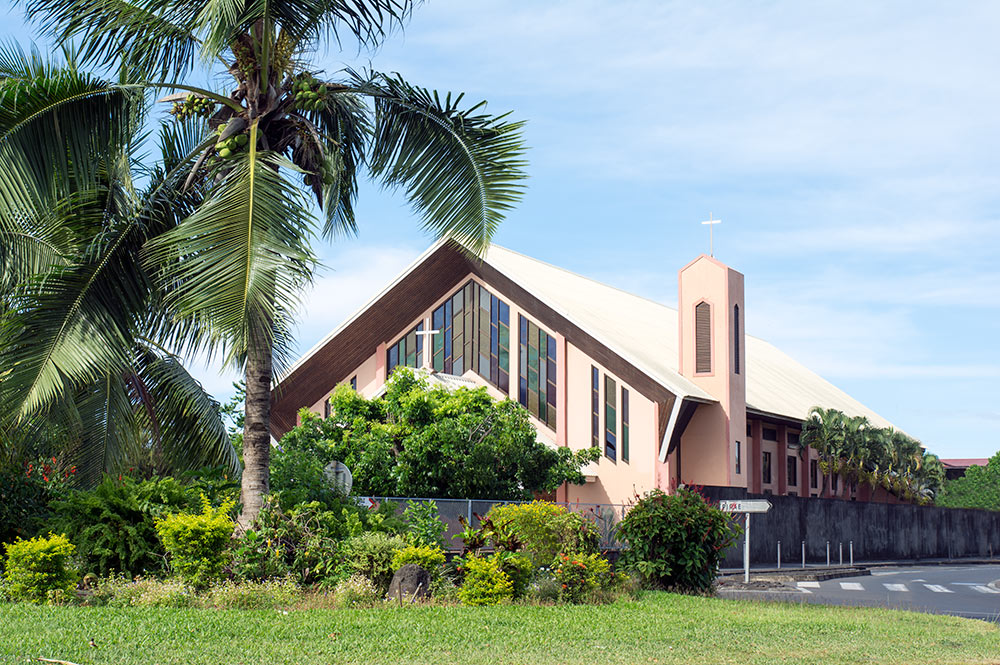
[{"xmin": 414, "ymin": 328, "xmax": 441, "ymax": 370}]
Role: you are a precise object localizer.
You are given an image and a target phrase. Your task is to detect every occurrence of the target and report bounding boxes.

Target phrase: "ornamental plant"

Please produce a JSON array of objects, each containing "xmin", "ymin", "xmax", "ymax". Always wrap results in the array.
[
  {"xmin": 155, "ymin": 497, "xmax": 235, "ymax": 588},
  {"xmin": 403, "ymin": 500, "xmax": 448, "ymax": 549},
  {"xmin": 457, "ymin": 554, "xmax": 513, "ymax": 606},
  {"xmin": 2, "ymin": 533, "xmax": 79, "ymax": 603},
  {"xmin": 551, "ymin": 551, "xmax": 611, "ymax": 604},
  {"xmin": 391, "ymin": 545, "xmax": 446, "ymax": 581},
  {"xmin": 617, "ymin": 488, "xmax": 739, "ymax": 592},
  {"xmin": 485, "ymin": 501, "xmax": 599, "ymax": 566}
]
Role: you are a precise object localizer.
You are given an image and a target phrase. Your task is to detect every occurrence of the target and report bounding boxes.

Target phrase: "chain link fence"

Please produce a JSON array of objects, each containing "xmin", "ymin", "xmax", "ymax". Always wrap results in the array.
[{"xmin": 357, "ymin": 496, "xmax": 629, "ymax": 551}]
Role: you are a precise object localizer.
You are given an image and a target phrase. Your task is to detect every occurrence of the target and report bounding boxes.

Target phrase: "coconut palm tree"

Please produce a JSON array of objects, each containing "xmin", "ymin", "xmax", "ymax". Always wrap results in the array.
[
  {"xmin": 800, "ymin": 406, "xmax": 845, "ymax": 497},
  {"xmin": 18, "ymin": 0, "xmax": 527, "ymax": 528},
  {"xmin": 0, "ymin": 45, "xmax": 238, "ymax": 484}
]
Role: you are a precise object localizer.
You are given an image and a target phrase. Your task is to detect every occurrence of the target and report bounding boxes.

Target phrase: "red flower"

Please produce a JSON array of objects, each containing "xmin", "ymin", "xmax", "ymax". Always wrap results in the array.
[
  {"xmin": 42, "ymin": 475, "xmax": 49, "ymax": 482},
  {"xmin": 51, "ymin": 457, "xmax": 57, "ymax": 464}
]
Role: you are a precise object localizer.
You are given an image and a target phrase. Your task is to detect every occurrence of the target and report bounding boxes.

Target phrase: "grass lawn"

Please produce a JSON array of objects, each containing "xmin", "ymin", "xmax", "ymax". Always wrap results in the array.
[{"xmin": 1, "ymin": 593, "xmax": 997, "ymax": 665}]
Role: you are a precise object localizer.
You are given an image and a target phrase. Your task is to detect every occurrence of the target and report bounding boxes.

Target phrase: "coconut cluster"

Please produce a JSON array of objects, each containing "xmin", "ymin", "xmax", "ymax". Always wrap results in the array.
[
  {"xmin": 170, "ymin": 94, "xmax": 215, "ymax": 121},
  {"xmin": 291, "ymin": 77, "xmax": 328, "ymax": 112},
  {"xmin": 215, "ymin": 122, "xmax": 250, "ymax": 159}
]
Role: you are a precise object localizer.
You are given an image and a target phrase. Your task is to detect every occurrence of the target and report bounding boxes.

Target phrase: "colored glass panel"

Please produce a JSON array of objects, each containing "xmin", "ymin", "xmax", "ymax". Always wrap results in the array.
[
  {"xmin": 622, "ymin": 387, "xmax": 629, "ymax": 463},
  {"xmin": 517, "ymin": 314, "xmax": 558, "ymax": 430},
  {"xmin": 604, "ymin": 375, "xmax": 617, "ymax": 460}
]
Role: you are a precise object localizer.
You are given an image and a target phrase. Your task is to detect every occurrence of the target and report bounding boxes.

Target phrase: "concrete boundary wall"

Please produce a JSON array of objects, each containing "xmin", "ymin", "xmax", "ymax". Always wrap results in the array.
[{"xmin": 699, "ymin": 486, "xmax": 1000, "ymax": 567}]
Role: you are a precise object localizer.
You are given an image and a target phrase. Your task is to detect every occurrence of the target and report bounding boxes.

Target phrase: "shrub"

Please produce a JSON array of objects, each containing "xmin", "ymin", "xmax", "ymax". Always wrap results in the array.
[
  {"xmin": 332, "ymin": 574, "xmax": 382, "ymax": 608},
  {"xmin": 391, "ymin": 545, "xmax": 446, "ymax": 581},
  {"xmin": 403, "ymin": 500, "xmax": 447, "ymax": 549},
  {"xmin": 206, "ymin": 577, "xmax": 299, "ymax": 609},
  {"xmin": 551, "ymin": 551, "xmax": 611, "ymax": 603},
  {"xmin": 2, "ymin": 533, "xmax": 79, "ymax": 603},
  {"xmin": 0, "ymin": 465, "xmax": 54, "ymax": 550},
  {"xmin": 617, "ymin": 488, "xmax": 739, "ymax": 592},
  {"xmin": 491, "ymin": 550, "xmax": 533, "ymax": 599},
  {"xmin": 485, "ymin": 501, "xmax": 599, "ymax": 566},
  {"xmin": 46, "ymin": 475, "xmax": 198, "ymax": 577},
  {"xmin": 155, "ymin": 498, "xmax": 235, "ymax": 588},
  {"xmin": 335, "ymin": 532, "xmax": 408, "ymax": 592},
  {"xmin": 457, "ymin": 555, "xmax": 513, "ymax": 606}
]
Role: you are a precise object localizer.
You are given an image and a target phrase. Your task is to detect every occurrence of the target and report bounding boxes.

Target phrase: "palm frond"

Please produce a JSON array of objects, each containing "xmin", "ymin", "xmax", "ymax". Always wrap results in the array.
[
  {"xmin": 69, "ymin": 371, "xmax": 143, "ymax": 486},
  {"xmin": 144, "ymin": 138, "xmax": 317, "ymax": 372},
  {"xmin": 0, "ymin": 45, "xmax": 142, "ymax": 229},
  {"xmin": 23, "ymin": 0, "xmax": 201, "ymax": 80},
  {"xmin": 354, "ymin": 70, "xmax": 527, "ymax": 254},
  {"xmin": 131, "ymin": 345, "xmax": 241, "ymax": 478}
]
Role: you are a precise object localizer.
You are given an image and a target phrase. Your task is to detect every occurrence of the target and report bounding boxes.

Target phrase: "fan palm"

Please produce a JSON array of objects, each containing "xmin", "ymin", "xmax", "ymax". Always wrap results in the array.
[
  {"xmin": 0, "ymin": 45, "xmax": 238, "ymax": 484},
  {"xmin": 20, "ymin": 0, "xmax": 527, "ymax": 528}
]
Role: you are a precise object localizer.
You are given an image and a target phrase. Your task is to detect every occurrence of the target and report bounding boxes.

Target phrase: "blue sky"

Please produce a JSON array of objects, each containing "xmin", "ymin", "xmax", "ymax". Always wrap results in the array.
[{"xmin": 6, "ymin": 1, "xmax": 999, "ymax": 458}]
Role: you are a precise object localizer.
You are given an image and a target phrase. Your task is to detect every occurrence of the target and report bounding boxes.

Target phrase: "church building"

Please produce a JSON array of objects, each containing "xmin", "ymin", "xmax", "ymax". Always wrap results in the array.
[{"xmin": 270, "ymin": 241, "xmax": 900, "ymax": 505}]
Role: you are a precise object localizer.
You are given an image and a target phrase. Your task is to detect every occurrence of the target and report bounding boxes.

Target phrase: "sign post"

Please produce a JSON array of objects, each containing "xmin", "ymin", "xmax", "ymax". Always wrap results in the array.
[{"xmin": 719, "ymin": 499, "xmax": 772, "ymax": 583}]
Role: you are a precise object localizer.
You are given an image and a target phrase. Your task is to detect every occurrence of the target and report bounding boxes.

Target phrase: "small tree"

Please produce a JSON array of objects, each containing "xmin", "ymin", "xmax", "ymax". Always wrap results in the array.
[{"xmin": 275, "ymin": 369, "xmax": 598, "ymax": 500}]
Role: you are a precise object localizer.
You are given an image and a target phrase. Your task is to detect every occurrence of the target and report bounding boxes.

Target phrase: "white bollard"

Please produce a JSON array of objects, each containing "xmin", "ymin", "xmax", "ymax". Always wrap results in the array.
[
  {"xmin": 777, "ymin": 540, "xmax": 781, "ymax": 569},
  {"xmin": 802, "ymin": 540, "xmax": 806, "ymax": 568},
  {"xmin": 826, "ymin": 541, "xmax": 830, "ymax": 567},
  {"xmin": 839, "ymin": 542, "xmax": 843, "ymax": 566},
  {"xmin": 849, "ymin": 540, "xmax": 854, "ymax": 566}
]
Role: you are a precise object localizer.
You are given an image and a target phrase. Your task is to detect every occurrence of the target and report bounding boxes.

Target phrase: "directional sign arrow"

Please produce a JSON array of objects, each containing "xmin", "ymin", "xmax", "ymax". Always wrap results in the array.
[{"xmin": 719, "ymin": 499, "xmax": 772, "ymax": 513}]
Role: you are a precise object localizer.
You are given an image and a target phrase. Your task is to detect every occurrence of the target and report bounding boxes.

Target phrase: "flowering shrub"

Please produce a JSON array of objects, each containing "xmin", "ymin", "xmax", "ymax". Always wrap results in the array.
[
  {"xmin": 155, "ymin": 497, "xmax": 235, "ymax": 588},
  {"xmin": 551, "ymin": 552, "xmax": 611, "ymax": 603},
  {"xmin": 485, "ymin": 501, "xmax": 599, "ymax": 566},
  {"xmin": 491, "ymin": 550, "xmax": 533, "ymax": 599},
  {"xmin": 332, "ymin": 574, "xmax": 382, "ymax": 608},
  {"xmin": 457, "ymin": 555, "xmax": 513, "ymax": 606},
  {"xmin": 97, "ymin": 576, "xmax": 199, "ymax": 608},
  {"xmin": 391, "ymin": 545, "xmax": 446, "ymax": 580},
  {"xmin": 2, "ymin": 533, "xmax": 79, "ymax": 603},
  {"xmin": 617, "ymin": 488, "xmax": 739, "ymax": 592}
]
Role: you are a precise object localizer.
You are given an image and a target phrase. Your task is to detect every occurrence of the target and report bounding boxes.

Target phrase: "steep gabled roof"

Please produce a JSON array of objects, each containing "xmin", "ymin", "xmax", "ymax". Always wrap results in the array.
[{"xmin": 273, "ymin": 240, "xmax": 896, "ymax": 434}]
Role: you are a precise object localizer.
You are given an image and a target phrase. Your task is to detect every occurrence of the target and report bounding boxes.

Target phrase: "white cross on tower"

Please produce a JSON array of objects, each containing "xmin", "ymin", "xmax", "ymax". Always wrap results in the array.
[
  {"xmin": 701, "ymin": 212, "xmax": 722, "ymax": 257},
  {"xmin": 414, "ymin": 328, "xmax": 441, "ymax": 370}
]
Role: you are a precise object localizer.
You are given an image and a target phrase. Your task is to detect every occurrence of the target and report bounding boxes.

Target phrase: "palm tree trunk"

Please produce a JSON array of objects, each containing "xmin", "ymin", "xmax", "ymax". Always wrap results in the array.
[{"xmin": 237, "ymin": 327, "xmax": 273, "ymax": 532}]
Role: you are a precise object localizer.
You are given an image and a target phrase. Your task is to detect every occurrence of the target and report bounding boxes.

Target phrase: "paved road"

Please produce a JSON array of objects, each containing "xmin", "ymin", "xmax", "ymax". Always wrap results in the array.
[{"xmin": 789, "ymin": 565, "xmax": 1000, "ymax": 622}]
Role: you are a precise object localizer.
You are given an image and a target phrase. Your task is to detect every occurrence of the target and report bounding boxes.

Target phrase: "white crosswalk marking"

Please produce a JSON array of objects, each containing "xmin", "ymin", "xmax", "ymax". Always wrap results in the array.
[
  {"xmin": 923, "ymin": 584, "xmax": 953, "ymax": 593},
  {"xmin": 883, "ymin": 583, "xmax": 908, "ymax": 592},
  {"xmin": 972, "ymin": 585, "xmax": 1000, "ymax": 594},
  {"xmin": 797, "ymin": 581, "xmax": 820, "ymax": 588},
  {"xmin": 840, "ymin": 582, "xmax": 864, "ymax": 591}
]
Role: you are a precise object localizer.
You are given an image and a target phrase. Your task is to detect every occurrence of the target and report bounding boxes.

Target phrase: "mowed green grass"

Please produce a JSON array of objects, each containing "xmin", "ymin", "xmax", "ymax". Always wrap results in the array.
[{"xmin": 1, "ymin": 593, "xmax": 997, "ymax": 665}]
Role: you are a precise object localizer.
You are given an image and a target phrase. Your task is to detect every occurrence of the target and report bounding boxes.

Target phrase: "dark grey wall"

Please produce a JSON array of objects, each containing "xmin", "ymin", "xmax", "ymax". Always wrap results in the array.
[{"xmin": 700, "ymin": 486, "xmax": 1000, "ymax": 567}]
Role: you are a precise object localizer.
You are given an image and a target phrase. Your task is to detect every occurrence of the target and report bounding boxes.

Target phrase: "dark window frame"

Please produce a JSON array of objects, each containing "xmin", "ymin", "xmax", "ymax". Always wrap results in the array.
[
  {"xmin": 604, "ymin": 375, "xmax": 617, "ymax": 461},
  {"xmin": 762, "ymin": 451, "xmax": 772, "ymax": 485}
]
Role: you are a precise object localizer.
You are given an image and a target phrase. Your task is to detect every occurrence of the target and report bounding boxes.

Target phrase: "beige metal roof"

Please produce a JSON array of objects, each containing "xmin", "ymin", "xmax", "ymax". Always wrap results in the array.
[{"xmin": 482, "ymin": 245, "xmax": 896, "ymax": 429}]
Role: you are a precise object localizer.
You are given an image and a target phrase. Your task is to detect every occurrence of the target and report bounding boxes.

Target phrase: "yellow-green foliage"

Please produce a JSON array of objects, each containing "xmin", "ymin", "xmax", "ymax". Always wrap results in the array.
[
  {"xmin": 332, "ymin": 574, "xmax": 382, "ymax": 608},
  {"xmin": 155, "ymin": 497, "xmax": 234, "ymax": 588},
  {"xmin": 2, "ymin": 533, "xmax": 79, "ymax": 603},
  {"xmin": 486, "ymin": 501, "xmax": 599, "ymax": 566},
  {"xmin": 551, "ymin": 551, "xmax": 611, "ymax": 603},
  {"xmin": 457, "ymin": 555, "xmax": 513, "ymax": 606},
  {"xmin": 391, "ymin": 545, "xmax": 446, "ymax": 580}
]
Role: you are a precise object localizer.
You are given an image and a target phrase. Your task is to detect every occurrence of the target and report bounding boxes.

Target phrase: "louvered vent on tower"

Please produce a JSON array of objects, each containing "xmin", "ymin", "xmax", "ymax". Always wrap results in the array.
[{"xmin": 695, "ymin": 301, "xmax": 712, "ymax": 373}]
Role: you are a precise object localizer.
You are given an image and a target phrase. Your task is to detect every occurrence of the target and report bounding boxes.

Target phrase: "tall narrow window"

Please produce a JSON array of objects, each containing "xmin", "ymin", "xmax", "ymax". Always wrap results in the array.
[
  {"xmin": 832, "ymin": 473, "xmax": 839, "ymax": 492},
  {"xmin": 323, "ymin": 396, "xmax": 331, "ymax": 418},
  {"xmin": 621, "ymin": 387, "xmax": 629, "ymax": 463},
  {"xmin": 787, "ymin": 456, "xmax": 798, "ymax": 486},
  {"xmin": 735, "ymin": 441, "xmax": 741, "ymax": 474},
  {"xmin": 591, "ymin": 367, "xmax": 599, "ymax": 449},
  {"xmin": 762, "ymin": 451, "xmax": 772, "ymax": 484},
  {"xmin": 428, "ymin": 280, "xmax": 509, "ymax": 392},
  {"xmin": 733, "ymin": 304, "xmax": 740, "ymax": 375},
  {"xmin": 810, "ymin": 460, "xmax": 818, "ymax": 489},
  {"xmin": 518, "ymin": 315, "xmax": 557, "ymax": 429},
  {"xmin": 387, "ymin": 322, "xmax": 424, "ymax": 374},
  {"xmin": 604, "ymin": 375, "xmax": 617, "ymax": 461},
  {"xmin": 350, "ymin": 376, "xmax": 357, "ymax": 391},
  {"xmin": 695, "ymin": 301, "xmax": 712, "ymax": 373}
]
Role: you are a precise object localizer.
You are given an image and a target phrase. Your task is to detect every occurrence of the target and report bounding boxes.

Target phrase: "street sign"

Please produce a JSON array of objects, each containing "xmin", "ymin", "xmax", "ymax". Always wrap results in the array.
[{"xmin": 719, "ymin": 499, "xmax": 772, "ymax": 514}]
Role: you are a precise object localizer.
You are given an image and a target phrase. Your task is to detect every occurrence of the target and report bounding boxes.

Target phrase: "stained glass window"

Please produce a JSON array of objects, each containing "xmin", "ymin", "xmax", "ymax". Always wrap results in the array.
[
  {"xmin": 429, "ymin": 280, "xmax": 509, "ymax": 392},
  {"xmin": 518, "ymin": 315, "xmax": 557, "ymax": 430},
  {"xmin": 591, "ymin": 367, "xmax": 599, "ymax": 449},
  {"xmin": 605, "ymin": 375, "xmax": 617, "ymax": 461},
  {"xmin": 621, "ymin": 387, "xmax": 629, "ymax": 463},
  {"xmin": 387, "ymin": 321, "xmax": 424, "ymax": 374}
]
